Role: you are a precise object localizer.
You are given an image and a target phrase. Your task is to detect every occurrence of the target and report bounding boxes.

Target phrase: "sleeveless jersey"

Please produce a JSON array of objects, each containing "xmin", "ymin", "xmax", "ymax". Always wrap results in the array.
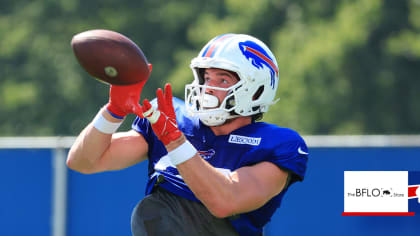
[{"xmin": 131, "ymin": 97, "xmax": 308, "ymax": 236}]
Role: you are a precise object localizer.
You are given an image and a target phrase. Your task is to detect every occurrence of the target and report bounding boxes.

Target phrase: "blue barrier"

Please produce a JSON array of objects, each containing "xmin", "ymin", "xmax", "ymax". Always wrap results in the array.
[
  {"xmin": 265, "ymin": 147, "xmax": 420, "ymax": 236},
  {"xmin": 0, "ymin": 149, "xmax": 53, "ymax": 236},
  {"xmin": 67, "ymin": 163, "xmax": 146, "ymax": 236},
  {"xmin": 0, "ymin": 136, "xmax": 419, "ymax": 236}
]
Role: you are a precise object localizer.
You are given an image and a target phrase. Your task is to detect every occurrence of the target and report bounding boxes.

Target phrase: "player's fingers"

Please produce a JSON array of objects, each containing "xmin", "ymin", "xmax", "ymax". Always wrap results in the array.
[
  {"xmin": 133, "ymin": 104, "xmax": 144, "ymax": 118},
  {"xmin": 164, "ymin": 83, "xmax": 172, "ymax": 102},
  {"xmin": 156, "ymin": 88, "xmax": 167, "ymax": 112},
  {"xmin": 164, "ymin": 83, "xmax": 175, "ymax": 116},
  {"xmin": 142, "ymin": 99, "xmax": 153, "ymax": 117},
  {"xmin": 142, "ymin": 99, "xmax": 161, "ymax": 124}
]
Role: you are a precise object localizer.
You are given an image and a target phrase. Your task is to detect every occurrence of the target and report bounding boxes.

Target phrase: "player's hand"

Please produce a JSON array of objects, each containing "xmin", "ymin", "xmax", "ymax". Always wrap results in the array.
[
  {"xmin": 141, "ymin": 83, "xmax": 182, "ymax": 145},
  {"xmin": 106, "ymin": 64, "xmax": 152, "ymax": 119}
]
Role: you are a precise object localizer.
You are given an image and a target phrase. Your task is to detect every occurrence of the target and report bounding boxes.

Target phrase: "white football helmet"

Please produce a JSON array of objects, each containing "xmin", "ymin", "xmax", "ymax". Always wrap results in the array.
[{"xmin": 185, "ymin": 33, "xmax": 279, "ymax": 126}]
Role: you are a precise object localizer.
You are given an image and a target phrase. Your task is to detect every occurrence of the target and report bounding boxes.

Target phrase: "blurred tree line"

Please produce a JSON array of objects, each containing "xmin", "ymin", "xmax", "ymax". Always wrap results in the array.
[{"xmin": 0, "ymin": 0, "xmax": 419, "ymax": 136}]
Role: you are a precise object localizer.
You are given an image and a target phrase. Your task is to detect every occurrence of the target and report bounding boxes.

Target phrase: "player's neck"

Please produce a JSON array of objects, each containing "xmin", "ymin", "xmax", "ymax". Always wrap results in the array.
[{"xmin": 209, "ymin": 116, "xmax": 252, "ymax": 136}]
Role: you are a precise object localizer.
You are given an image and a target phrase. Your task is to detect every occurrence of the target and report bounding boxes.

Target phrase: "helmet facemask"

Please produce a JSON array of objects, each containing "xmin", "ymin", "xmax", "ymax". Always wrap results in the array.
[{"xmin": 185, "ymin": 70, "xmax": 244, "ymax": 126}]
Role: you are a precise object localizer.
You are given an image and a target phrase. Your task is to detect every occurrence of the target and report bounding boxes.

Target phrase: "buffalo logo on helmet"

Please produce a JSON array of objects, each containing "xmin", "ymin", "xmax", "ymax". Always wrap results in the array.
[{"xmin": 239, "ymin": 40, "xmax": 279, "ymax": 89}]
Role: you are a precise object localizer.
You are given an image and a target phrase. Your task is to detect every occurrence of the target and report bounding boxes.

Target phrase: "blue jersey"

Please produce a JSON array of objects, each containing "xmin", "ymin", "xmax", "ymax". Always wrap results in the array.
[{"xmin": 132, "ymin": 97, "xmax": 308, "ymax": 236}]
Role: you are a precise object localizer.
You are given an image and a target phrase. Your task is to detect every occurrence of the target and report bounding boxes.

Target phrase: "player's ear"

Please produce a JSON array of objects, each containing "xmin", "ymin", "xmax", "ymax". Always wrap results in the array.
[{"xmin": 148, "ymin": 64, "xmax": 153, "ymax": 72}]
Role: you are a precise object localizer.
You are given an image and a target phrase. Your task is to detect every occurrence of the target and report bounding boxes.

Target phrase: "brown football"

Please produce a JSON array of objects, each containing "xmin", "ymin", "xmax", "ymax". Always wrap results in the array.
[{"xmin": 71, "ymin": 29, "xmax": 150, "ymax": 85}]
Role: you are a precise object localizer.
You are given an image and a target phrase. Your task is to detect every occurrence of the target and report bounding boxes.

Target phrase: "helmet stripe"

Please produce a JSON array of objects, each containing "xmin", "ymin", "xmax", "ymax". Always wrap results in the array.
[
  {"xmin": 244, "ymin": 46, "xmax": 278, "ymax": 76},
  {"xmin": 202, "ymin": 34, "xmax": 234, "ymax": 58}
]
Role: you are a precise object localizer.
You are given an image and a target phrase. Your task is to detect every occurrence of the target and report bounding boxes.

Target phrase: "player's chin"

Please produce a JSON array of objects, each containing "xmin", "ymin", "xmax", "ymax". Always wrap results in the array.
[{"xmin": 212, "ymin": 118, "xmax": 235, "ymax": 127}]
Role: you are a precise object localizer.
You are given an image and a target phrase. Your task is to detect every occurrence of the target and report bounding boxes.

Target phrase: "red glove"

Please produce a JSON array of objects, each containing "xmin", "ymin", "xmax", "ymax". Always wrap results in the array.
[
  {"xmin": 142, "ymin": 83, "xmax": 182, "ymax": 145},
  {"xmin": 106, "ymin": 81, "xmax": 146, "ymax": 118},
  {"xmin": 106, "ymin": 64, "xmax": 152, "ymax": 118}
]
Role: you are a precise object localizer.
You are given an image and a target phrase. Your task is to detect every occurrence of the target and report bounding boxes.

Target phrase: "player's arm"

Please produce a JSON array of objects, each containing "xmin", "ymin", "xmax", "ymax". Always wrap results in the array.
[
  {"xmin": 180, "ymin": 154, "xmax": 288, "ymax": 217},
  {"xmin": 168, "ymin": 135, "xmax": 288, "ymax": 217},
  {"xmin": 67, "ymin": 81, "xmax": 149, "ymax": 174},
  {"xmin": 67, "ymin": 109, "xmax": 148, "ymax": 174},
  {"xmin": 142, "ymin": 84, "xmax": 289, "ymax": 217}
]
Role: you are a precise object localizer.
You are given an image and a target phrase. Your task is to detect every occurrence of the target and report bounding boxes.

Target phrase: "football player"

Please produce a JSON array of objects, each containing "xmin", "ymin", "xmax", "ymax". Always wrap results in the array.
[{"xmin": 67, "ymin": 33, "xmax": 309, "ymax": 236}]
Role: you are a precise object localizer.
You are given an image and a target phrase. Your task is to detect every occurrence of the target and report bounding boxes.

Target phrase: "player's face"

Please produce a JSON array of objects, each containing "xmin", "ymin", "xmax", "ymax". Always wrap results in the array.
[{"xmin": 203, "ymin": 68, "xmax": 239, "ymax": 107}]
